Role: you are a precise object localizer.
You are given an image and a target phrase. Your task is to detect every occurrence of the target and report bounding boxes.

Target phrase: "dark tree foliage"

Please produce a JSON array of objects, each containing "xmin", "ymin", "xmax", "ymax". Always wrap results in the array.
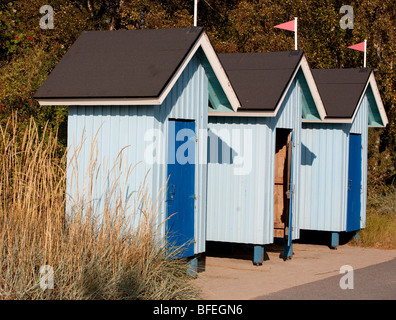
[{"xmin": 0, "ymin": 0, "xmax": 394, "ymax": 189}]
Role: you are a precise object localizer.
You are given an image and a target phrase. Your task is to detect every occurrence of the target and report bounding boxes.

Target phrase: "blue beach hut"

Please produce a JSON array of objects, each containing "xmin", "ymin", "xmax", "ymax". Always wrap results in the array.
[
  {"xmin": 206, "ymin": 51, "xmax": 326, "ymax": 263},
  {"xmin": 34, "ymin": 27, "xmax": 240, "ymax": 260},
  {"xmin": 299, "ymin": 68, "xmax": 388, "ymax": 247}
]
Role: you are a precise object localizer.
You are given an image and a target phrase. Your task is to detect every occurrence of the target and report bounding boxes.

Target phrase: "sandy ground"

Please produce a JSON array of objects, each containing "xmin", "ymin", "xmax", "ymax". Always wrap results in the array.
[{"xmin": 193, "ymin": 243, "xmax": 396, "ymax": 300}]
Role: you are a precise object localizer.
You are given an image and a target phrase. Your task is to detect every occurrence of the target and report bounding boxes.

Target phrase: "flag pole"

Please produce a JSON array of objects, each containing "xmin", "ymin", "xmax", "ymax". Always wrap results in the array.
[
  {"xmin": 294, "ymin": 17, "xmax": 298, "ymax": 50},
  {"xmin": 194, "ymin": 0, "xmax": 198, "ymax": 27},
  {"xmin": 363, "ymin": 39, "xmax": 367, "ymax": 68}
]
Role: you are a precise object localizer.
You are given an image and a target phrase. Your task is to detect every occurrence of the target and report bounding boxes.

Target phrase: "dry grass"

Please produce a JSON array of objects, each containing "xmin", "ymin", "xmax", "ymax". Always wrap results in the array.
[
  {"xmin": 0, "ymin": 116, "xmax": 200, "ymax": 300},
  {"xmin": 352, "ymin": 188, "xmax": 396, "ymax": 249}
]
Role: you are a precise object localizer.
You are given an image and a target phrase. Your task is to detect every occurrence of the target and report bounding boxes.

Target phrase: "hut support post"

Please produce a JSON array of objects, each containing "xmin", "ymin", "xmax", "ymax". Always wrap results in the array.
[
  {"xmin": 283, "ymin": 242, "xmax": 293, "ymax": 260},
  {"xmin": 253, "ymin": 245, "xmax": 265, "ymax": 265},
  {"xmin": 330, "ymin": 232, "xmax": 339, "ymax": 249}
]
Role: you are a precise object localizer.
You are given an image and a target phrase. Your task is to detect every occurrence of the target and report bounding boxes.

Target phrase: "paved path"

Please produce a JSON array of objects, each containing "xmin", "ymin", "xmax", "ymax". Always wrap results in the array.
[
  {"xmin": 193, "ymin": 243, "xmax": 396, "ymax": 300},
  {"xmin": 255, "ymin": 258, "xmax": 396, "ymax": 300}
]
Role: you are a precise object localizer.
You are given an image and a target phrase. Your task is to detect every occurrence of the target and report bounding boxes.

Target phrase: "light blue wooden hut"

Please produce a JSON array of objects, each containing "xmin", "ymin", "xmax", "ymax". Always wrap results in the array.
[
  {"xmin": 34, "ymin": 27, "xmax": 240, "ymax": 260},
  {"xmin": 206, "ymin": 51, "xmax": 326, "ymax": 263},
  {"xmin": 298, "ymin": 68, "xmax": 388, "ymax": 247}
]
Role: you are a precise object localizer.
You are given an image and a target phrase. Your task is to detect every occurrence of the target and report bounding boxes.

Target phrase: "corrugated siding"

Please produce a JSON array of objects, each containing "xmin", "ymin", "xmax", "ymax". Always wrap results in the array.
[
  {"xmin": 299, "ymin": 94, "xmax": 369, "ymax": 231},
  {"xmin": 350, "ymin": 95, "xmax": 368, "ymax": 229},
  {"xmin": 206, "ymin": 77, "xmax": 303, "ymax": 244},
  {"xmin": 299, "ymin": 123, "xmax": 349, "ymax": 231},
  {"xmin": 67, "ymin": 105, "xmax": 157, "ymax": 222},
  {"xmin": 207, "ymin": 117, "xmax": 274, "ymax": 244},
  {"xmin": 274, "ymin": 80, "xmax": 299, "ymax": 130},
  {"xmin": 67, "ymin": 54, "xmax": 208, "ymax": 254}
]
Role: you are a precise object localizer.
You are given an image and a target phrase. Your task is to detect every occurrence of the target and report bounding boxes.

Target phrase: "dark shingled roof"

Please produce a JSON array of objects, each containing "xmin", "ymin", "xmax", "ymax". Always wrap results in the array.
[
  {"xmin": 311, "ymin": 68, "xmax": 372, "ymax": 119},
  {"xmin": 218, "ymin": 50, "xmax": 303, "ymax": 111},
  {"xmin": 34, "ymin": 27, "xmax": 204, "ymax": 99}
]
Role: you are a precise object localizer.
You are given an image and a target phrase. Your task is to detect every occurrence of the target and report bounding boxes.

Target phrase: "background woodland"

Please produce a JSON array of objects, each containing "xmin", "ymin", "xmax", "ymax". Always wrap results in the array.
[{"xmin": 1, "ymin": 0, "xmax": 395, "ymax": 192}]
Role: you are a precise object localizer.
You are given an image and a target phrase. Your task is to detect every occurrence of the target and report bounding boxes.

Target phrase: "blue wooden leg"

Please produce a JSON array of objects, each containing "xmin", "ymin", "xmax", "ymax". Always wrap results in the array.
[
  {"xmin": 330, "ymin": 232, "xmax": 339, "ymax": 249},
  {"xmin": 283, "ymin": 242, "xmax": 293, "ymax": 260},
  {"xmin": 253, "ymin": 245, "xmax": 264, "ymax": 265}
]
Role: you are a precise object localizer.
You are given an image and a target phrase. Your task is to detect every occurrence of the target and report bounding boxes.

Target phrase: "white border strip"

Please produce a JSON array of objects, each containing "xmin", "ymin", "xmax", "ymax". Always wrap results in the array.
[{"xmin": 209, "ymin": 109, "xmax": 276, "ymax": 117}]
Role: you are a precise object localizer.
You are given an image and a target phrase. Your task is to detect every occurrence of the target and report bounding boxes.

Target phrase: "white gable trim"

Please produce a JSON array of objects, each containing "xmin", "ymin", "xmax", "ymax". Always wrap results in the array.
[
  {"xmin": 367, "ymin": 72, "xmax": 388, "ymax": 126},
  {"xmin": 299, "ymin": 56, "xmax": 326, "ymax": 120},
  {"xmin": 37, "ymin": 31, "xmax": 241, "ymax": 110},
  {"xmin": 199, "ymin": 33, "xmax": 240, "ymax": 112},
  {"xmin": 208, "ymin": 54, "xmax": 326, "ymax": 119}
]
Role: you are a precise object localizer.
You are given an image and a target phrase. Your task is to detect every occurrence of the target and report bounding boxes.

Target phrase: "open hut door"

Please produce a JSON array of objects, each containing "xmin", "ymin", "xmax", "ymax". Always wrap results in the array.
[{"xmin": 274, "ymin": 129, "xmax": 293, "ymax": 259}]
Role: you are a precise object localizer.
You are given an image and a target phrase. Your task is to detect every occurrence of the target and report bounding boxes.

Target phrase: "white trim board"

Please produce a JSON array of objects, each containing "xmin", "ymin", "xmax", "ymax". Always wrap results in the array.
[{"xmin": 38, "ymin": 97, "xmax": 161, "ymax": 106}]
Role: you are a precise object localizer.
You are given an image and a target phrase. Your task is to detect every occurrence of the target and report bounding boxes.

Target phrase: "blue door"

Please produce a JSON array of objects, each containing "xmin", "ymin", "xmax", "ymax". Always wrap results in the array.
[
  {"xmin": 346, "ymin": 134, "xmax": 362, "ymax": 232},
  {"xmin": 166, "ymin": 120, "xmax": 196, "ymax": 258}
]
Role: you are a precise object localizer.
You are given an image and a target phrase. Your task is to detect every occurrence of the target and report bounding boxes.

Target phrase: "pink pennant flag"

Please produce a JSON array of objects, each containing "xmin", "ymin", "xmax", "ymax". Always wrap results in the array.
[
  {"xmin": 274, "ymin": 20, "xmax": 296, "ymax": 32},
  {"xmin": 348, "ymin": 41, "xmax": 365, "ymax": 52},
  {"xmin": 274, "ymin": 18, "xmax": 298, "ymax": 50},
  {"xmin": 348, "ymin": 40, "xmax": 367, "ymax": 67}
]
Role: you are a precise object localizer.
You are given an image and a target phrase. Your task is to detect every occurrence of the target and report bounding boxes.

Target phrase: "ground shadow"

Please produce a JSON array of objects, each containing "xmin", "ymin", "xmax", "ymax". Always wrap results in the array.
[
  {"xmin": 203, "ymin": 231, "xmax": 359, "ymax": 268},
  {"xmin": 296, "ymin": 230, "xmax": 359, "ymax": 248},
  {"xmin": 205, "ymin": 241, "xmax": 271, "ymax": 262}
]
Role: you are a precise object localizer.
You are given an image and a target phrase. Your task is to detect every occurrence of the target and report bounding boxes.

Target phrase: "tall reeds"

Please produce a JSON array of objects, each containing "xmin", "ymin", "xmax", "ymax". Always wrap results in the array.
[{"xmin": 0, "ymin": 116, "xmax": 199, "ymax": 299}]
